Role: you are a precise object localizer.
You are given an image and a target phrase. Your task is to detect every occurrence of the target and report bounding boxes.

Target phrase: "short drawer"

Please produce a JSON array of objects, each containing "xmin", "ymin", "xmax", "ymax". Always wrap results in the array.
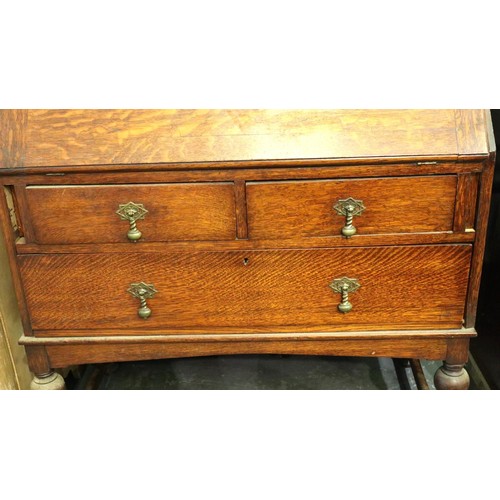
[
  {"xmin": 19, "ymin": 245, "xmax": 471, "ymax": 333},
  {"xmin": 246, "ymin": 176, "xmax": 457, "ymax": 239},
  {"xmin": 23, "ymin": 183, "xmax": 236, "ymax": 244}
]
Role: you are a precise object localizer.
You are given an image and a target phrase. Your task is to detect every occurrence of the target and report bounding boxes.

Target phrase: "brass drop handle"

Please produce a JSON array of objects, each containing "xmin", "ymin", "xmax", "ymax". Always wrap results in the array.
[
  {"xmin": 116, "ymin": 202, "xmax": 148, "ymax": 242},
  {"xmin": 333, "ymin": 198, "xmax": 365, "ymax": 238},
  {"xmin": 128, "ymin": 282, "xmax": 158, "ymax": 319},
  {"xmin": 329, "ymin": 277, "xmax": 360, "ymax": 313}
]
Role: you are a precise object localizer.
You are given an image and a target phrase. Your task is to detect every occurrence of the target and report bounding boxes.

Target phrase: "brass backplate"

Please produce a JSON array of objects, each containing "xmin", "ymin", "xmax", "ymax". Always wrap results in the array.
[
  {"xmin": 333, "ymin": 197, "xmax": 366, "ymax": 217},
  {"xmin": 329, "ymin": 277, "xmax": 361, "ymax": 294},
  {"xmin": 127, "ymin": 282, "xmax": 157, "ymax": 299},
  {"xmin": 116, "ymin": 201, "xmax": 148, "ymax": 222}
]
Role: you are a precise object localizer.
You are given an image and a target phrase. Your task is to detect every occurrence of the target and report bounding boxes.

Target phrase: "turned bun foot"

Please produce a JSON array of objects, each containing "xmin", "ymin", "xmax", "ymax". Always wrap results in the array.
[
  {"xmin": 434, "ymin": 362, "xmax": 470, "ymax": 390},
  {"xmin": 30, "ymin": 372, "xmax": 66, "ymax": 390}
]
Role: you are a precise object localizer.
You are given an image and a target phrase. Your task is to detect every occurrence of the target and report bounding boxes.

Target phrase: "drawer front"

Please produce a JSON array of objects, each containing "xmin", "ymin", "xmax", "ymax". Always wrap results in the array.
[
  {"xmin": 246, "ymin": 176, "xmax": 457, "ymax": 239},
  {"xmin": 19, "ymin": 245, "xmax": 471, "ymax": 333},
  {"xmin": 24, "ymin": 183, "xmax": 236, "ymax": 244}
]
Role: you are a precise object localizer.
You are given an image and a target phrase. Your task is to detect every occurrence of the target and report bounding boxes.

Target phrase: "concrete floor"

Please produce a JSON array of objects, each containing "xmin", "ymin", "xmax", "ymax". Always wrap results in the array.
[{"xmin": 67, "ymin": 355, "xmax": 475, "ymax": 390}]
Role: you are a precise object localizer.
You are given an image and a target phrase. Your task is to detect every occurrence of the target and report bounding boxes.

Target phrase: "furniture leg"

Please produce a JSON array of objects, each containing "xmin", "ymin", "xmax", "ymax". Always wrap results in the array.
[
  {"xmin": 434, "ymin": 362, "xmax": 470, "ymax": 390},
  {"xmin": 434, "ymin": 338, "xmax": 470, "ymax": 390},
  {"xmin": 26, "ymin": 345, "xmax": 66, "ymax": 390},
  {"xmin": 31, "ymin": 371, "xmax": 66, "ymax": 390}
]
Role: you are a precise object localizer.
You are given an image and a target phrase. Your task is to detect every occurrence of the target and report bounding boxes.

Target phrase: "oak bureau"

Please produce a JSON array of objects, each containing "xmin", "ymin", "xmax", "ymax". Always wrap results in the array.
[{"xmin": 0, "ymin": 110, "xmax": 495, "ymax": 389}]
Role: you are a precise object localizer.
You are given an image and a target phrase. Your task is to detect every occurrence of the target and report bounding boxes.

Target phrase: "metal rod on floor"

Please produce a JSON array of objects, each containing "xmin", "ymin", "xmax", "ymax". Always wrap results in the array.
[
  {"xmin": 392, "ymin": 358, "xmax": 412, "ymax": 390},
  {"xmin": 410, "ymin": 359, "xmax": 430, "ymax": 390}
]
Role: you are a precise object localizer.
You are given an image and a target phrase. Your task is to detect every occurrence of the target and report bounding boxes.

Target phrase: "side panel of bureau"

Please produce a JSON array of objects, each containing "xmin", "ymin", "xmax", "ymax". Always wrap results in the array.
[{"xmin": 18, "ymin": 245, "xmax": 472, "ymax": 333}]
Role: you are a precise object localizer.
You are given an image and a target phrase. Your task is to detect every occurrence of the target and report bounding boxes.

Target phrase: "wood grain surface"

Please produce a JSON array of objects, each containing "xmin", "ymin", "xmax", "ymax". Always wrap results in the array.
[
  {"xmin": 0, "ymin": 109, "xmax": 494, "ymax": 380},
  {"xmin": 455, "ymin": 109, "xmax": 490, "ymax": 156},
  {"xmin": 0, "ymin": 110, "xmax": 27, "ymax": 168},
  {"xmin": 0, "ymin": 109, "xmax": 491, "ymax": 169},
  {"xmin": 15, "ymin": 231, "xmax": 476, "ymax": 255},
  {"xmin": 18, "ymin": 245, "xmax": 472, "ymax": 332},
  {"xmin": 465, "ymin": 153, "xmax": 496, "ymax": 327},
  {"xmin": 247, "ymin": 175, "xmax": 457, "ymax": 239},
  {"xmin": 21, "ymin": 328, "xmax": 477, "ymax": 343},
  {"xmin": 0, "ymin": 161, "xmax": 485, "ymax": 182},
  {"xmin": 453, "ymin": 173, "xmax": 479, "ymax": 232},
  {"xmin": 24, "ymin": 183, "xmax": 236, "ymax": 244},
  {"xmin": 45, "ymin": 338, "xmax": 450, "ymax": 367},
  {"xmin": 0, "ymin": 185, "xmax": 33, "ymax": 335}
]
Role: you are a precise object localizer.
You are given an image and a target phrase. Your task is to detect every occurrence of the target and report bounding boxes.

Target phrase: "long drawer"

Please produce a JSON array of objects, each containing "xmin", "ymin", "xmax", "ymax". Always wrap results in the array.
[
  {"xmin": 246, "ymin": 176, "xmax": 458, "ymax": 239},
  {"xmin": 18, "ymin": 245, "xmax": 472, "ymax": 333}
]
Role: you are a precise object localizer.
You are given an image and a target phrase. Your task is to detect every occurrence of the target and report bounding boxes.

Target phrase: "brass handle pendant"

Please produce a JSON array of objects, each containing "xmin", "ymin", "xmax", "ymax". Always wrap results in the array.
[
  {"xmin": 329, "ymin": 277, "xmax": 360, "ymax": 313},
  {"xmin": 333, "ymin": 198, "xmax": 365, "ymax": 238},
  {"xmin": 116, "ymin": 202, "xmax": 148, "ymax": 242},
  {"xmin": 128, "ymin": 282, "xmax": 158, "ymax": 319}
]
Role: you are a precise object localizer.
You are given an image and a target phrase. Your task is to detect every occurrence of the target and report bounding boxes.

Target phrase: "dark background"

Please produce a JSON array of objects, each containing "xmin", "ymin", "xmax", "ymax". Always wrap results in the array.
[{"xmin": 470, "ymin": 109, "xmax": 500, "ymax": 388}]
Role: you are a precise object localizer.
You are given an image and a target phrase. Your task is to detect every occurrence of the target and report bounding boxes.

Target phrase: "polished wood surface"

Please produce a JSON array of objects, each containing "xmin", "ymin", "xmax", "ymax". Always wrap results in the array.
[
  {"xmin": 453, "ymin": 173, "xmax": 479, "ymax": 232},
  {"xmin": 45, "ymin": 338, "xmax": 450, "ymax": 367},
  {"xmin": 24, "ymin": 183, "xmax": 237, "ymax": 244},
  {"xmin": 0, "ymin": 110, "xmax": 491, "ymax": 169},
  {"xmin": 18, "ymin": 245, "xmax": 471, "ymax": 332},
  {"xmin": 15, "ymin": 231, "xmax": 476, "ymax": 255},
  {"xmin": 20, "ymin": 328, "xmax": 477, "ymax": 343},
  {"xmin": 247, "ymin": 176, "xmax": 457, "ymax": 239},
  {"xmin": 0, "ymin": 185, "xmax": 32, "ymax": 336},
  {"xmin": 454, "ymin": 109, "xmax": 491, "ymax": 156},
  {"xmin": 465, "ymin": 153, "xmax": 496, "ymax": 327},
  {"xmin": 0, "ymin": 160, "xmax": 485, "ymax": 181},
  {"xmin": 0, "ymin": 110, "xmax": 27, "ymax": 168},
  {"xmin": 0, "ymin": 109, "xmax": 494, "ymax": 389}
]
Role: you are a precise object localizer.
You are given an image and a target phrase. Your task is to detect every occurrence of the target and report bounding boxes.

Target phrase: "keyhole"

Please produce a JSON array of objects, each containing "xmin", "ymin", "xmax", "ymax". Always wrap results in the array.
[{"xmin": 243, "ymin": 258, "xmax": 249, "ymax": 266}]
